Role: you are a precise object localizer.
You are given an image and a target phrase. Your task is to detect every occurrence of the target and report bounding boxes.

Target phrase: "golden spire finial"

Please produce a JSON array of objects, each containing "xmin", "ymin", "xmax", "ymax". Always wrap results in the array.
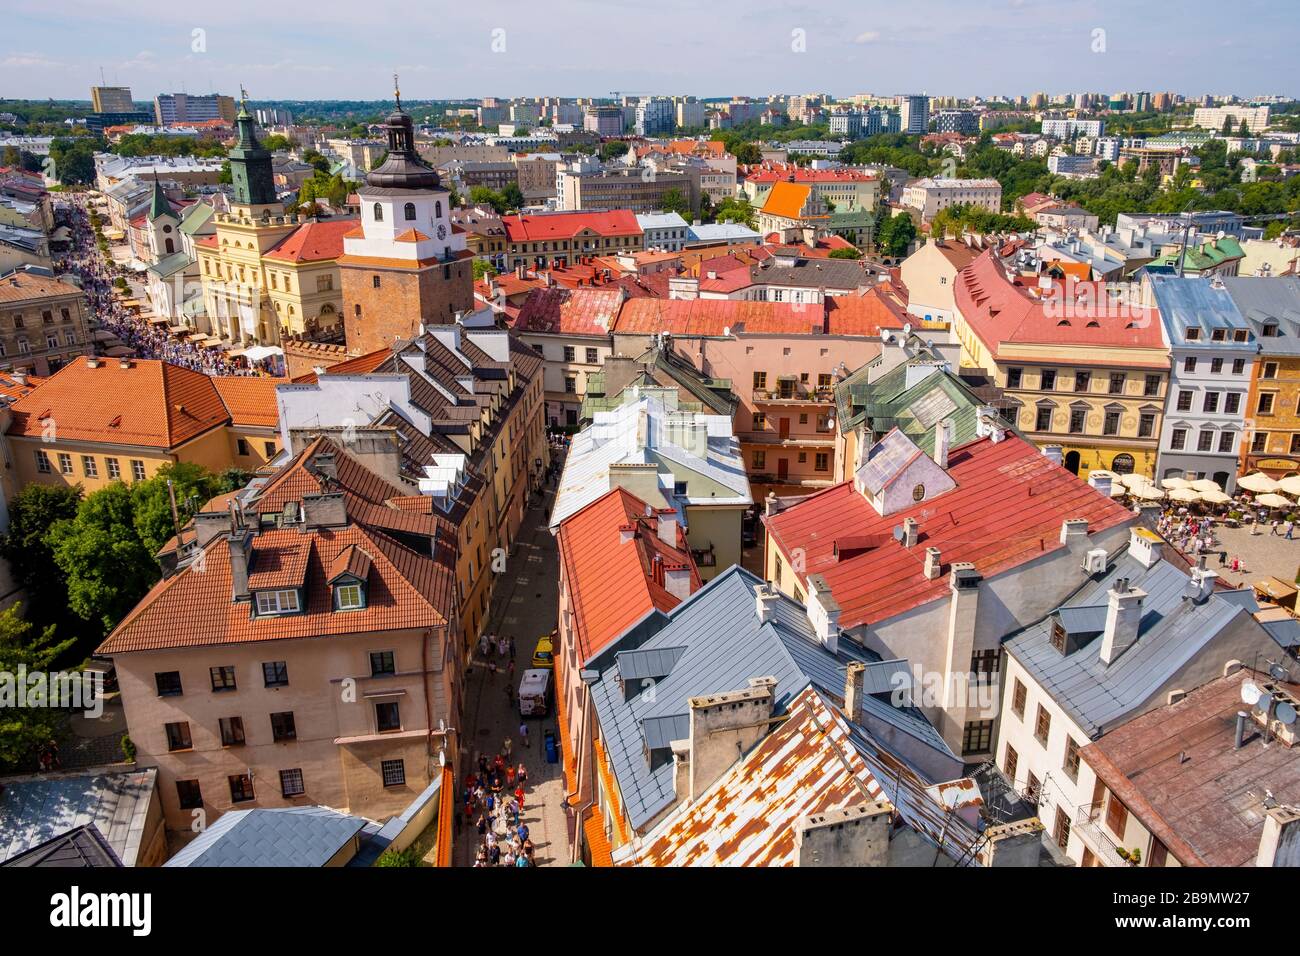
[{"xmin": 393, "ymin": 73, "xmax": 401, "ymax": 110}]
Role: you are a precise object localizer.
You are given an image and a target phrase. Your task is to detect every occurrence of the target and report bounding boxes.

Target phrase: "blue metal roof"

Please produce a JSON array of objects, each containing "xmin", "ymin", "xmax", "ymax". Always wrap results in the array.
[
  {"xmin": 1006, "ymin": 555, "xmax": 1261, "ymax": 737},
  {"xmin": 0, "ymin": 768, "xmax": 157, "ymax": 866},
  {"xmin": 164, "ymin": 806, "xmax": 368, "ymax": 867},
  {"xmin": 588, "ymin": 565, "xmax": 957, "ymax": 831},
  {"xmin": 1149, "ymin": 274, "xmax": 1255, "ymax": 349}
]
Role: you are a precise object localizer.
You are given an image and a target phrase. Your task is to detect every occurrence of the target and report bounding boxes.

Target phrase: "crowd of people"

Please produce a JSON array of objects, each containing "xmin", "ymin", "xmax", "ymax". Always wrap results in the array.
[
  {"xmin": 464, "ymin": 740, "xmax": 536, "ymax": 867},
  {"xmin": 56, "ymin": 196, "xmax": 279, "ymax": 377}
]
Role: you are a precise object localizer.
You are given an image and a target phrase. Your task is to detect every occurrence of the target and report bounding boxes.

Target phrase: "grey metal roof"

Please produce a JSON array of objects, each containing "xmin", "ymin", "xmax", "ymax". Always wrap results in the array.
[
  {"xmin": 1149, "ymin": 274, "xmax": 1255, "ymax": 348},
  {"xmin": 1006, "ymin": 555, "xmax": 1260, "ymax": 737},
  {"xmin": 0, "ymin": 824, "xmax": 122, "ymax": 868},
  {"xmin": 588, "ymin": 565, "xmax": 955, "ymax": 831},
  {"xmin": 0, "ymin": 767, "xmax": 157, "ymax": 866},
  {"xmin": 164, "ymin": 806, "xmax": 368, "ymax": 867},
  {"xmin": 1221, "ymin": 277, "xmax": 1300, "ymax": 356},
  {"xmin": 615, "ymin": 645, "xmax": 687, "ymax": 682}
]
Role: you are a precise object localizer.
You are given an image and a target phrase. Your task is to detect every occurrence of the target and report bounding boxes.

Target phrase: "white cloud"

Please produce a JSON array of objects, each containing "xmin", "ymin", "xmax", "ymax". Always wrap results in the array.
[{"xmin": 854, "ymin": 31, "xmax": 880, "ymax": 43}]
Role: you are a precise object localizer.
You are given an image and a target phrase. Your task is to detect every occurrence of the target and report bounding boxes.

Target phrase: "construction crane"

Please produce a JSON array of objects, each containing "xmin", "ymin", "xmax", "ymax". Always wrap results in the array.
[{"xmin": 609, "ymin": 90, "xmax": 650, "ymax": 103}]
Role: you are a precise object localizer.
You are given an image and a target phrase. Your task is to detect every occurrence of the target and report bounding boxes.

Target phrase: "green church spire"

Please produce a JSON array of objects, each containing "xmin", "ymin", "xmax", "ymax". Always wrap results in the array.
[{"xmin": 228, "ymin": 85, "xmax": 277, "ymax": 207}]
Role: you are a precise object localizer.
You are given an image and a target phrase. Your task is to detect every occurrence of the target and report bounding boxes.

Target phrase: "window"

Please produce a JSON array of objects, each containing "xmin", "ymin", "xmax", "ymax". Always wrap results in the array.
[
  {"xmin": 586, "ymin": 347, "xmax": 598, "ymax": 364},
  {"xmin": 1220, "ymin": 431, "xmax": 1236, "ymax": 454},
  {"xmin": 1063, "ymin": 736, "xmax": 1082, "ymax": 780},
  {"xmin": 1138, "ymin": 413, "xmax": 1155, "ymax": 438},
  {"xmin": 1006, "ymin": 367, "xmax": 1022, "ymax": 389},
  {"xmin": 1041, "ymin": 369, "xmax": 1056, "ymax": 391},
  {"xmin": 1225, "ymin": 393, "xmax": 1241, "ymax": 415},
  {"xmin": 280, "ymin": 769, "xmax": 305, "ymax": 797},
  {"xmin": 35, "ymin": 450, "xmax": 50, "ymax": 473},
  {"xmin": 270, "ymin": 711, "xmax": 297, "ymax": 742},
  {"xmin": 80, "ymin": 455, "xmax": 98, "ymax": 478},
  {"xmin": 1074, "ymin": 371, "xmax": 1090, "ymax": 392},
  {"xmin": 1068, "ymin": 409, "xmax": 1086, "ymax": 434},
  {"xmin": 1263, "ymin": 361, "xmax": 1278, "ymax": 379},
  {"xmin": 219, "ymin": 716, "xmax": 245, "ymax": 747},
  {"xmin": 1232, "ymin": 359, "xmax": 1245, "ymax": 375},
  {"xmin": 563, "ymin": 345, "xmax": 575, "ymax": 362},
  {"xmin": 1105, "ymin": 792, "xmax": 1128, "ymax": 837},
  {"xmin": 1183, "ymin": 356, "xmax": 1197, "ymax": 374},
  {"xmin": 370, "ymin": 650, "xmax": 396, "ymax": 676},
  {"xmin": 753, "ymin": 371, "xmax": 767, "ymax": 391},
  {"xmin": 131, "ymin": 460, "xmax": 146, "ymax": 481},
  {"xmin": 1253, "ymin": 432, "xmax": 1269, "ymax": 453},
  {"xmin": 1171, "ymin": 428, "xmax": 1187, "ymax": 450},
  {"xmin": 1203, "ymin": 391, "xmax": 1219, "ymax": 413},
  {"xmin": 404, "ymin": 202, "xmax": 416, "ymax": 221},
  {"xmin": 335, "ymin": 583, "xmax": 364, "ymax": 610},
  {"xmin": 376, "ymin": 701, "xmax": 401, "ymax": 732},
  {"xmin": 264, "ymin": 441, "xmax": 276, "ymax": 458},
  {"xmin": 1211, "ymin": 357, "xmax": 1223, "ymax": 374},
  {"xmin": 165, "ymin": 721, "xmax": 192, "ymax": 751},
  {"xmin": 1011, "ymin": 679, "xmax": 1027, "ymax": 718},
  {"xmin": 262, "ymin": 661, "xmax": 289, "ymax": 687},
  {"xmin": 1054, "ymin": 807, "xmax": 1072, "ymax": 851},
  {"xmin": 1103, "ymin": 410, "xmax": 1120, "ymax": 436},
  {"xmin": 1196, "ymin": 430, "xmax": 1213, "ymax": 452},
  {"xmin": 373, "ymin": 202, "xmax": 383, "ymax": 221},
  {"xmin": 237, "ymin": 438, "xmax": 251, "ymax": 456},
  {"xmin": 1292, "ymin": 434, "xmax": 1300, "ymax": 455},
  {"xmin": 255, "ymin": 589, "xmax": 301, "ymax": 615},
  {"xmin": 752, "ymin": 450, "xmax": 766, "ymax": 470},
  {"xmin": 1176, "ymin": 390, "xmax": 1192, "ymax": 411},
  {"xmin": 815, "ymin": 452, "xmax": 829, "ymax": 472},
  {"xmin": 961, "ymin": 720, "xmax": 993, "ymax": 755},
  {"xmin": 971, "ymin": 648, "xmax": 999, "ymax": 676},
  {"xmin": 58, "ymin": 452, "xmax": 73, "ymax": 475},
  {"xmin": 1034, "ymin": 704, "xmax": 1051, "ymax": 745},
  {"xmin": 1035, "ymin": 406, "xmax": 1053, "ymax": 431},
  {"xmin": 1004, "ymin": 743, "xmax": 1019, "ymax": 783},
  {"xmin": 176, "ymin": 780, "xmax": 203, "ymax": 810},
  {"xmin": 1108, "ymin": 373, "xmax": 1125, "ymax": 395},
  {"xmin": 1184, "ymin": 327, "xmax": 1200, "ymax": 341},
  {"xmin": 911, "ymin": 483, "xmax": 926, "ymax": 502},
  {"xmin": 563, "ymin": 376, "xmax": 576, "ymax": 394},
  {"xmin": 1026, "ymin": 770, "xmax": 1041, "ymax": 803},
  {"xmin": 155, "ymin": 671, "xmax": 183, "ymax": 697},
  {"xmin": 381, "ymin": 759, "xmax": 406, "ymax": 788},
  {"xmin": 106, "ymin": 458, "xmax": 120, "ymax": 479},
  {"xmin": 229, "ymin": 774, "xmax": 255, "ymax": 803},
  {"xmin": 373, "ymin": 275, "xmax": 381, "ymax": 289},
  {"xmin": 210, "ymin": 665, "xmax": 236, "ymax": 692},
  {"xmin": 1258, "ymin": 393, "xmax": 1276, "ymax": 415},
  {"xmin": 1050, "ymin": 619, "xmax": 1067, "ymax": 652},
  {"xmin": 752, "ymin": 412, "xmax": 766, "ymax": 430}
]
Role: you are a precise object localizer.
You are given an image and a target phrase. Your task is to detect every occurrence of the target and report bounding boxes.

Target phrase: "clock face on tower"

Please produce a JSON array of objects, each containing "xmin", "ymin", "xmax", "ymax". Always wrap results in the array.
[{"xmin": 436, "ymin": 223, "xmax": 447, "ymax": 240}]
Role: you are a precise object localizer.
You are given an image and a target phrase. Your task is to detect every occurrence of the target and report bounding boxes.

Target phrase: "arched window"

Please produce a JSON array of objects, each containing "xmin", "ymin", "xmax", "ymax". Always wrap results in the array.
[
  {"xmin": 404, "ymin": 202, "xmax": 416, "ymax": 221},
  {"xmin": 164, "ymin": 238, "xmax": 174, "ymax": 254},
  {"xmin": 373, "ymin": 203, "xmax": 383, "ymax": 222},
  {"xmin": 435, "ymin": 200, "xmax": 442, "ymax": 219}
]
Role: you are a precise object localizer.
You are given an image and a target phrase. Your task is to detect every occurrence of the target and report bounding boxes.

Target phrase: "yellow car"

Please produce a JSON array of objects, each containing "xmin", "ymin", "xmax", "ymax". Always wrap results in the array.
[{"xmin": 532, "ymin": 634, "xmax": 555, "ymax": 669}]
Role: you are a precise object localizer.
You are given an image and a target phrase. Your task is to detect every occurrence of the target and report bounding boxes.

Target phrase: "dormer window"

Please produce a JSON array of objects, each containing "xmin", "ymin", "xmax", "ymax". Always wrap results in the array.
[
  {"xmin": 335, "ymin": 581, "xmax": 366, "ymax": 611},
  {"xmin": 1184, "ymin": 327, "xmax": 1200, "ymax": 340},
  {"xmin": 255, "ymin": 589, "xmax": 301, "ymax": 616},
  {"xmin": 1050, "ymin": 619, "xmax": 1067, "ymax": 653}
]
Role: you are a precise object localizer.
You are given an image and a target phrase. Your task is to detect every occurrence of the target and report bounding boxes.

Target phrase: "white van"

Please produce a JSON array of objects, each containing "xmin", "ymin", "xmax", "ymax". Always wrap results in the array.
[{"xmin": 518, "ymin": 668, "xmax": 552, "ymax": 717}]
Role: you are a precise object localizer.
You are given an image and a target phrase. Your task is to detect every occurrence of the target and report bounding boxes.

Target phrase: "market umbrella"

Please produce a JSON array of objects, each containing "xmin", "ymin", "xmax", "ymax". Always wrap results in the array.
[
  {"xmin": 1119, "ymin": 473, "xmax": 1152, "ymax": 490},
  {"xmin": 1277, "ymin": 475, "xmax": 1300, "ymax": 497},
  {"xmin": 1189, "ymin": 478, "xmax": 1222, "ymax": 493},
  {"xmin": 1255, "ymin": 493, "xmax": 1293, "ymax": 509},
  {"xmin": 1169, "ymin": 488, "xmax": 1201, "ymax": 503},
  {"xmin": 1200, "ymin": 489, "xmax": 1232, "ymax": 505},
  {"xmin": 1239, "ymin": 472, "xmax": 1280, "ymax": 494},
  {"xmin": 1160, "ymin": 477, "xmax": 1192, "ymax": 490},
  {"xmin": 1131, "ymin": 484, "xmax": 1166, "ymax": 501},
  {"xmin": 1108, "ymin": 482, "xmax": 1126, "ymax": 499}
]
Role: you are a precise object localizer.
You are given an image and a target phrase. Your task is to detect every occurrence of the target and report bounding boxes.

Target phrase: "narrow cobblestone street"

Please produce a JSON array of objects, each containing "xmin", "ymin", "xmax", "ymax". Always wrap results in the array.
[{"xmin": 454, "ymin": 458, "xmax": 571, "ymax": 866}]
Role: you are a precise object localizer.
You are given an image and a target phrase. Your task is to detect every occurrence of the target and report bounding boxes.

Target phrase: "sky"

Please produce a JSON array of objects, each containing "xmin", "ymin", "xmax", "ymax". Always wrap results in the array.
[{"xmin": 3, "ymin": 0, "xmax": 1298, "ymax": 103}]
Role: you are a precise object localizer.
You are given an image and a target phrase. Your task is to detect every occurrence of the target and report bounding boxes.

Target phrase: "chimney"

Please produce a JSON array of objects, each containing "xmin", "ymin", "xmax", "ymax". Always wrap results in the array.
[
  {"xmin": 663, "ymin": 562, "xmax": 692, "ymax": 601},
  {"xmin": 1042, "ymin": 444, "xmax": 1063, "ymax": 467},
  {"xmin": 940, "ymin": 563, "xmax": 981, "ymax": 748},
  {"xmin": 755, "ymin": 584, "xmax": 779, "ymax": 623},
  {"xmin": 118, "ymin": 357, "xmax": 131, "ymax": 369},
  {"xmin": 844, "ymin": 661, "xmax": 866, "ymax": 724},
  {"xmin": 934, "ymin": 418, "xmax": 951, "ymax": 469},
  {"xmin": 1059, "ymin": 518, "xmax": 1089, "ymax": 550},
  {"xmin": 795, "ymin": 802, "xmax": 894, "ymax": 867},
  {"xmin": 11, "ymin": 369, "xmax": 26, "ymax": 386},
  {"xmin": 1235, "ymin": 710, "xmax": 1250, "ymax": 750},
  {"xmin": 1099, "ymin": 578, "xmax": 1145, "ymax": 665},
  {"xmin": 86, "ymin": 356, "xmax": 101, "ymax": 368},
  {"xmin": 228, "ymin": 529, "xmax": 253, "ymax": 603},
  {"xmin": 980, "ymin": 819, "xmax": 1046, "ymax": 867},
  {"xmin": 1127, "ymin": 526, "xmax": 1163, "ymax": 569},
  {"xmin": 1255, "ymin": 806, "xmax": 1300, "ymax": 867},
  {"xmin": 301, "ymin": 492, "xmax": 347, "ymax": 529},
  {"xmin": 656, "ymin": 508, "xmax": 680, "ymax": 547},
  {"xmin": 312, "ymin": 452, "xmax": 337, "ymax": 482},
  {"xmin": 194, "ymin": 509, "xmax": 233, "ymax": 548},
  {"xmin": 924, "ymin": 546, "xmax": 942, "ymax": 580},
  {"xmin": 902, "ymin": 516, "xmax": 919, "ymax": 548},
  {"xmin": 618, "ymin": 522, "xmax": 636, "ymax": 545},
  {"xmin": 1087, "ymin": 472, "xmax": 1113, "ymax": 498},
  {"xmin": 685, "ymin": 677, "xmax": 777, "ymax": 801},
  {"xmin": 805, "ymin": 573, "xmax": 841, "ymax": 653}
]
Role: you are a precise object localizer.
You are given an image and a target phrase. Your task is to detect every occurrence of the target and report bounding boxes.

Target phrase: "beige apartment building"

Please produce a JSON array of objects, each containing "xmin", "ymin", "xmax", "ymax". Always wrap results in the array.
[
  {"xmin": 560, "ymin": 167, "xmax": 695, "ymax": 214},
  {"xmin": 0, "ymin": 270, "xmax": 92, "ymax": 376}
]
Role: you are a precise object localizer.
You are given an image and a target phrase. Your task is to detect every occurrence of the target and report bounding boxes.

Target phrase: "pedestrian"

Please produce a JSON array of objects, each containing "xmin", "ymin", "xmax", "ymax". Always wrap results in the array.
[
  {"xmin": 1218, "ymin": 549, "xmax": 1228, "ymax": 567},
  {"xmin": 517, "ymin": 762, "xmax": 529, "ymax": 786},
  {"xmin": 479, "ymin": 632, "xmax": 492, "ymax": 658},
  {"xmin": 515, "ymin": 785, "xmax": 526, "ymax": 810},
  {"xmin": 519, "ymin": 721, "xmax": 530, "ymax": 748},
  {"xmin": 1287, "ymin": 521, "xmax": 1295, "ymax": 540},
  {"xmin": 488, "ymin": 659, "xmax": 497, "ymax": 681},
  {"xmin": 508, "ymin": 660, "xmax": 516, "ymax": 680},
  {"xmin": 1232, "ymin": 555, "xmax": 1241, "ymax": 573},
  {"xmin": 504, "ymin": 682, "xmax": 514, "ymax": 706},
  {"xmin": 509, "ymin": 636, "xmax": 516, "ymax": 661},
  {"xmin": 476, "ymin": 813, "xmax": 488, "ymax": 836},
  {"xmin": 506, "ymin": 764, "xmax": 516, "ymax": 786},
  {"xmin": 518, "ymin": 822, "xmax": 529, "ymax": 844},
  {"xmin": 503, "ymin": 736, "xmax": 513, "ymax": 758}
]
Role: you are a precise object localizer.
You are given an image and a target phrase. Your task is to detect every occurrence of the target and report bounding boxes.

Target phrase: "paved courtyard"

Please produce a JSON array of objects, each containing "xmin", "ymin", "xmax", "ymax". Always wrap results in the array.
[
  {"xmin": 1199, "ymin": 522, "xmax": 1300, "ymax": 589},
  {"xmin": 453, "ymin": 463, "xmax": 572, "ymax": 866}
]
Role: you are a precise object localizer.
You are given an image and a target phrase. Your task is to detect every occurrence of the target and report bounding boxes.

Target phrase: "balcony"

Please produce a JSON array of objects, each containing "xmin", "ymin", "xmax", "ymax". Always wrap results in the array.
[
  {"xmin": 751, "ymin": 384, "xmax": 835, "ymax": 405},
  {"xmin": 738, "ymin": 430, "xmax": 835, "ymax": 448},
  {"xmin": 1073, "ymin": 803, "xmax": 1132, "ymax": 867}
]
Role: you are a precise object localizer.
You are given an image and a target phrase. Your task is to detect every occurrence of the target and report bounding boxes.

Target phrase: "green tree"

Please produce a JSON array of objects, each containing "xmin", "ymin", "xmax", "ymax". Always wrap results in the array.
[
  {"xmin": 0, "ymin": 484, "xmax": 83, "ymax": 646},
  {"xmin": 501, "ymin": 182, "xmax": 525, "ymax": 212},
  {"xmin": 0, "ymin": 604, "xmax": 75, "ymax": 772},
  {"xmin": 48, "ymin": 484, "xmax": 160, "ymax": 635},
  {"xmin": 1222, "ymin": 117, "xmax": 1234, "ymax": 136},
  {"xmin": 599, "ymin": 140, "xmax": 630, "ymax": 162},
  {"xmin": 876, "ymin": 213, "xmax": 916, "ymax": 257},
  {"xmin": 712, "ymin": 196, "xmax": 757, "ymax": 228},
  {"xmin": 829, "ymin": 246, "xmax": 861, "ymax": 259},
  {"xmin": 473, "ymin": 259, "xmax": 497, "ymax": 281},
  {"xmin": 469, "ymin": 186, "xmax": 507, "ymax": 214},
  {"xmin": 131, "ymin": 462, "xmax": 224, "ymax": 557},
  {"xmin": 1239, "ymin": 120, "xmax": 1251, "ymax": 138},
  {"xmin": 659, "ymin": 187, "xmax": 692, "ymax": 219}
]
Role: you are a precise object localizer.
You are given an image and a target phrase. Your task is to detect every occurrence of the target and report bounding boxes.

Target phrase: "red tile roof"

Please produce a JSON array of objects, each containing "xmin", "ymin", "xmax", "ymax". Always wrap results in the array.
[
  {"xmin": 514, "ymin": 287, "xmax": 623, "ymax": 336},
  {"xmin": 613, "ymin": 298, "xmax": 826, "ymax": 336},
  {"xmin": 763, "ymin": 433, "xmax": 1135, "ymax": 628},
  {"xmin": 501, "ymin": 211, "xmax": 642, "ymax": 243},
  {"xmin": 0, "ymin": 272, "xmax": 83, "ymax": 304},
  {"xmin": 744, "ymin": 164, "xmax": 877, "ymax": 184},
  {"xmin": 263, "ymin": 218, "xmax": 358, "ymax": 263},
  {"xmin": 212, "ymin": 376, "xmax": 284, "ymax": 428},
  {"xmin": 824, "ymin": 286, "xmax": 909, "ymax": 336},
  {"xmin": 555, "ymin": 487, "xmax": 700, "ymax": 663},
  {"xmin": 7, "ymin": 357, "xmax": 229, "ymax": 449},
  {"xmin": 0, "ymin": 371, "xmax": 43, "ymax": 402},
  {"xmin": 954, "ymin": 250, "xmax": 1165, "ymax": 358}
]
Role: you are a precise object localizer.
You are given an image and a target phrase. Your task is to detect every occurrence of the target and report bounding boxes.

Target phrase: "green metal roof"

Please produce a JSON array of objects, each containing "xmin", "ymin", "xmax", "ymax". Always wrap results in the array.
[{"xmin": 178, "ymin": 202, "xmax": 215, "ymax": 236}]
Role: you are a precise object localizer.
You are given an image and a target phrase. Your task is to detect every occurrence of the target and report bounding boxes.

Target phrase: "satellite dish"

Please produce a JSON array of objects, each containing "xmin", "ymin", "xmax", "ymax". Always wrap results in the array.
[
  {"xmin": 1270, "ymin": 663, "xmax": 1289, "ymax": 681},
  {"xmin": 1257, "ymin": 692, "xmax": 1275, "ymax": 714},
  {"xmin": 1276, "ymin": 701, "xmax": 1297, "ymax": 726},
  {"xmin": 903, "ymin": 322, "xmax": 913, "ymax": 337},
  {"xmin": 892, "ymin": 525, "xmax": 905, "ymax": 541},
  {"xmin": 1241, "ymin": 680, "xmax": 1262, "ymax": 706}
]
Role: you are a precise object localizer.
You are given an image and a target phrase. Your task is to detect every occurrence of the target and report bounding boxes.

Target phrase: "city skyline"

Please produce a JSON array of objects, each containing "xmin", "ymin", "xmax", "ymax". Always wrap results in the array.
[{"xmin": 3, "ymin": 0, "xmax": 1299, "ymax": 102}]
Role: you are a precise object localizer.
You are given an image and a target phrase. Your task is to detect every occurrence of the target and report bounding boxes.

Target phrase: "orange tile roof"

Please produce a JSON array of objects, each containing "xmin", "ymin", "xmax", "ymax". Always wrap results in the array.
[
  {"xmin": 393, "ymin": 228, "xmax": 430, "ymax": 243},
  {"xmin": 514, "ymin": 288, "xmax": 623, "ymax": 337},
  {"xmin": 592, "ymin": 736, "xmax": 630, "ymax": 845},
  {"xmin": 0, "ymin": 272, "xmax": 83, "ymax": 303},
  {"xmin": 613, "ymin": 297, "xmax": 826, "ymax": 336},
  {"xmin": 555, "ymin": 487, "xmax": 700, "ymax": 664},
  {"xmin": 246, "ymin": 538, "xmax": 313, "ymax": 590},
  {"xmin": 501, "ymin": 210, "xmax": 642, "ymax": 243},
  {"xmin": 582, "ymin": 807, "xmax": 614, "ymax": 867},
  {"xmin": 0, "ymin": 371, "xmax": 42, "ymax": 402},
  {"xmin": 263, "ymin": 218, "xmax": 358, "ymax": 263},
  {"xmin": 7, "ymin": 357, "xmax": 229, "ymax": 449},
  {"xmin": 760, "ymin": 180, "xmax": 813, "ymax": 220},
  {"xmin": 433, "ymin": 765, "xmax": 456, "ymax": 866},
  {"xmin": 212, "ymin": 376, "xmax": 283, "ymax": 428},
  {"xmin": 290, "ymin": 349, "xmax": 389, "ymax": 384},
  {"xmin": 824, "ymin": 286, "xmax": 909, "ymax": 336}
]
